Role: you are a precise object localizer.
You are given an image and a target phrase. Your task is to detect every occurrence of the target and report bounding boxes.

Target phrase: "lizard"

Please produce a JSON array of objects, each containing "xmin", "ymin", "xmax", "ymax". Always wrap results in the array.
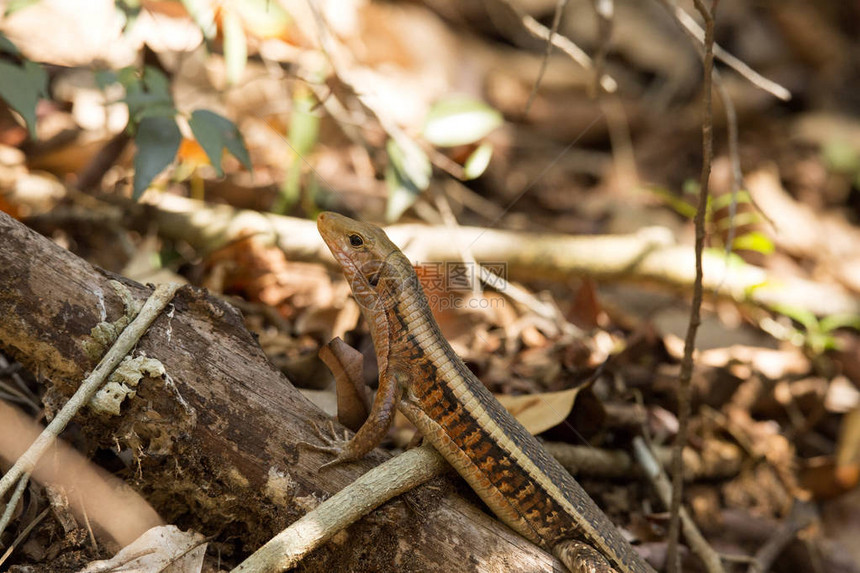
[{"xmin": 309, "ymin": 211, "xmax": 657, "ymax": 573}]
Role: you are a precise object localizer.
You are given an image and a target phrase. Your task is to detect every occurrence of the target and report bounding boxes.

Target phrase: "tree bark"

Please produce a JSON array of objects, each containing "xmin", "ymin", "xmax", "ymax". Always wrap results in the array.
[{"xmin": 0, "ymin": 211, "xmax": 565, "ymax": 572}]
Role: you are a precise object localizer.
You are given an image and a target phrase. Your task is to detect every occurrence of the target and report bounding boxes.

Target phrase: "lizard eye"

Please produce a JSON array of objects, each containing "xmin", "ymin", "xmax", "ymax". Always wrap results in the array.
[{"xmin": 348, "ymin": 234, "xmax": 364, "ymax": 247}]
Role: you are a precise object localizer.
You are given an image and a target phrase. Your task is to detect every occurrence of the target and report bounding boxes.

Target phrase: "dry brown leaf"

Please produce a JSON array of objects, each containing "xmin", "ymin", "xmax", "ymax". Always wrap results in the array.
[
  {"xmin": 496, "ymin": 387, "xmax": 584, "ymax": 435},
  {"xmin": 320, "ymin": 337, "xmax": 370, "ymax": 432},
  {"xmin": 568, "ymin": 277, "xmax": 603, "ymax": 329},
  {"xmin": 202, "ymin": 231, "xmax": 334, "ymax": 319},
  {"xmin": 78, "ymin": 525, "xmax": 206, "ymax": 573}
]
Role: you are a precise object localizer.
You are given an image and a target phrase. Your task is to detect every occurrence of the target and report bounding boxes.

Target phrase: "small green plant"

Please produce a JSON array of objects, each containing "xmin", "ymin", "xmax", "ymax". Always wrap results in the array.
[
  {"xmin": 821, "ymin": 139, "xmax": 860, "ymax": 189},
  {"xmin": 272, "ymin": 85, "xmax": 320, "ymax": 215},
  {"xmin": 0, "ymin": 32, "xmax": 48, "ymax": 138},
  {"xmin": 770, "ymin": 305, "xmax": 860, "ymax": 354},
  {"xmin": 384, "ymin": 95, "xmax": 503, "ymax": 221},
  {"xmin": 650, "ymin": 182, "xmax": 775, "ymax": 256},
  {"xmin": 96, "ymin": 65, "xmax": 252, "ymax": 199},
  {"xmin": 385, "ymin": 136, "xmax": 431, "ymax": 222},
  {"xmin": 0, "ymin": 37, "xmax": 252, "ymax": 200}
]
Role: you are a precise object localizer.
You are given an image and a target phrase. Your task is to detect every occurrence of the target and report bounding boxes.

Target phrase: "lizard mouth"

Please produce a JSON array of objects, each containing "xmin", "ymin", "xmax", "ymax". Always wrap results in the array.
[
  {"xmin": 317, "ymin": 211, "xmax": 386, "ymax": 310},
  {"xmin": 316, "ymin": 211, "xmax": 346, "ymax": 246}
]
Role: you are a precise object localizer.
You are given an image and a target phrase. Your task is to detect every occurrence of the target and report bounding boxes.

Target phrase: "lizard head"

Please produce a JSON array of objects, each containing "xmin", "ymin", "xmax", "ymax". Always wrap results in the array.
[{"xmin": 317, "ymin": 211, "xmax": 417, "ymax": 313}]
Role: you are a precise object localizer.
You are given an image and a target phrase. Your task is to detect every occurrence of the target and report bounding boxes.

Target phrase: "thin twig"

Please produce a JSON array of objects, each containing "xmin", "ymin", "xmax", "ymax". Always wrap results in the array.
[
  {"xmin": 590, "ymin": 0, "xmax": 614, "ymax": 97},
  {"xmin": 0, "ymin": 283, "xmax": 182, "ymax": 499},
  {"xmin": 666, "ymin": 1, "xmax": 718, "ymax": 572},
  {"xmin": 443, "ymin": 178, "xmax": 506, "ymax": 220},
  {"xmin": 524, "ymin": 0, "xmax": 570, "ymax": 114},
  {"xmin": 0, "ymin": 473, "xmax": 30, "ymax": 538},
  {"xmin": 661, "ymin": 3, "xmax": 745, "ymax": 292},
  {"xmin": 78, "ymin": 490, "xmax": 99, "ymax": 552},
  {"xmin": 601, "ymin": 95, "xmax": 639, "ymax": 193},
  {"xmin": 0, "ymin": 354, "xmax": 38, "ymax": 409},
  {"xmin": 431, "ymin": 188, "xmax": 483, "ymax": 300},
  {"xmin": 231, "ymin": 443, "xmax": 449, "ymax": 572},
  {"xmin": 494, "ymin": 0, "xmax": 617, "ymax": 99},
  {"xmin": 633, "ymin": 438, "xmax": 725, "ymax": 573},
  {"xmin": 747, "ymin": 501, "xmax": 816, "ymax": 573},
  {"xmin": 712, "ymin": 69, "xmax": 742, "ymax": 259},
  {"xmin": 654, "ymin": 0, "xmax": 790, "ymax": 101},
  {"xmin": 0, "ymin": 507, "xmax": 50, "ymax": 568},
  {"xmin": 422, "ymin": 143, "xmax": 467, "ymax": 181},
  {"xmin": 434, "ymin": 183, "xmax": 575, "ymax": 328},
  {"xmin": 659, "ymin": 0, "xmax": 778, "ymax": 298}
]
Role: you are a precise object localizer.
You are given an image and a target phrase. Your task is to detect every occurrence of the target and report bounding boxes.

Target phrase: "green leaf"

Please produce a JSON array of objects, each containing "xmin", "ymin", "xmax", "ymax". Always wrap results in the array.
[
  {"xmin": 271, "ymin": 89, "xmax": 319, "ymax": 214},
  {"xmin": 0, "ymin": 32, "xmax": 20, "ymax": 55},
  {"xmin": 714, "ymin": 211, "xmax": 761, "ymax": 231},
  {"xmin": 703, "ymin": 247, "xmax": 748, "ymax": 269},
  {"xmin": 143, "ymin": 66, "xmax": 171, "ymax": 99},
  {"xmin": 648, "ymin": 185, "xmax": 697, "ymax": 219},
  {"xmin": 122, "ymin": 68, "xmax": 174, "ymax": 122},
  {"xmin": 385, "ymin": 164, "xmax": 417, "ymax": 223},
  {"xmin": 0, "ymin": 59, "xmax": 48, "ymax": 138},
  {"xmin": 388, "ymin": 137, "xmax": 430, "ymax": 190},
  {"xmin": 123, "ymin": 92, "xmax": 167, "ymax": 107},
  {"xmin": 135, "ymin": 103, "xmax": 180, "ymax": 121},
  {"xmin": 4, "ymin": 0, "xmax": 40, "ymax": 16},
  {"xmin": 116, "ymin": 66, "xmax": 142, "ymax": 91},
  {"xmin": 463, "ymin": 141, "xmax": 493, "ymax": 180},
  {"xmin": 424, "ymin": 96, "xmax": 503, "ymax": 147},
  {"xmin": 188, "ymin": 109, "xmax": 252, "ymax": 175},
  {"xmin": 818, "ymin": 314, "xmax": 860, "ymax": 334},
  {"xmin": 682, "ymin": 179, "xmax": 699, "ymax": 196},
  {"xmin": 385, "ymin": 137, "xmax": 431, "ymax": 221},
  {"xmin": 288, "ymin": 89, "xmax": 319, "ymax": 156},
  {"xmin": 124, "ymin": 96, "xmax": 176, "ymax": 124},
  {"xmin": 181, "ymin": 0, "xmax": 217, "ymax": 39},
  {"xmin": 95, "ymin": 69, "xmax": 119, "ymax": 91},
  {"xmin": 772, "ymin": 304, "xmax": 819, "ymax": 333},
  {"xmin": 710, "ymin": 189, "xmax": 753, "ymax": 211},
  {"xmin": 222, "ymin": 9, "xmax": 247, "ymax": 86},
  {"xmin": 731, "ymin": 230, "xmax": 775, "ymax": 254},
  {"xmin": 116, "ymin": 0, "xmax": 142, "ymax": 31},
  {"xmin": 822, "ymin": 140, "xmax": 860, "ymax": 174},
  {"xmin": 133, "ymin": 116, "xmax": 182, "ymax": 200},
  {"xmin": 272, "ymin": 160, "xmax": 303, "ymax": 214}
]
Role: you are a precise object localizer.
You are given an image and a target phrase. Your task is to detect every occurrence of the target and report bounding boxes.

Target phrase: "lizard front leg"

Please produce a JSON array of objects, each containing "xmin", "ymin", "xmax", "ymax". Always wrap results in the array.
[{"xmin": 300, "ymin": 367, "xmax": 401, "ymax": 469}]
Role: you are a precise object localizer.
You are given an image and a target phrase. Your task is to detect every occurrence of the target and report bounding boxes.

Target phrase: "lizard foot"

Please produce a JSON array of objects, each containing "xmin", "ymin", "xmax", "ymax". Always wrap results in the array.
[{"xmin": 297, "ymin": 420, "xmax": 356, "ymax": 470}]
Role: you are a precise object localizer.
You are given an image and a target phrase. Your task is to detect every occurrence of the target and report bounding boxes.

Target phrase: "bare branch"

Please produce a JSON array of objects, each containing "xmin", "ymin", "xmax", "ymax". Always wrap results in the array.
[
  {"xmin": 667, "ymin": 1, "xmax": 721, "ymax": 572},
  {"xmin": 656, "ymin": 0, "xmax": 791, "ymax": 101}
]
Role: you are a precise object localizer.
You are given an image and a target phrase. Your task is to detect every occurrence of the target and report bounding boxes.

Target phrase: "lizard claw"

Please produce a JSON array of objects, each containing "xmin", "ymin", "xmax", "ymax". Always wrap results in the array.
[{"xmin": 297, "ymin": 420, "xmax": 354, "ymax": 470}]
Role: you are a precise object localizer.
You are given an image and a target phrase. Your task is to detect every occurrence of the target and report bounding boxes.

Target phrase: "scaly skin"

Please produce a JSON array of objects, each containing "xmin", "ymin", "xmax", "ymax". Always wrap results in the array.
[{"xmin": 315, "ymin": 211, "xmax": 655, "ymax": 573}]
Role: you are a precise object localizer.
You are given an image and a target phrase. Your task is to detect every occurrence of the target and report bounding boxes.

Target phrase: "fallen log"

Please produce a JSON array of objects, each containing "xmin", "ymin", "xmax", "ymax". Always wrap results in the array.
[{"xmin": 0, "ymin": 211, "xmax": 566, "ymax": 572}]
